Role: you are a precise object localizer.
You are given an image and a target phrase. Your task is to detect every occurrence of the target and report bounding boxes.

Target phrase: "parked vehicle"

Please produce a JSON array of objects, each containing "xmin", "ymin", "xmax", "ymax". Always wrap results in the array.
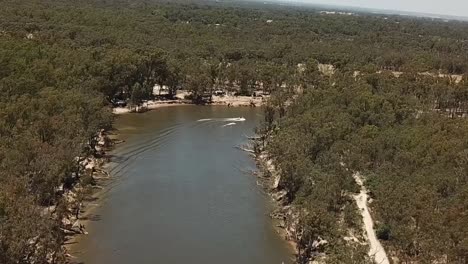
[{"xmin": 111, "ymin": 99, "xmax": 127, "ymax": 107}]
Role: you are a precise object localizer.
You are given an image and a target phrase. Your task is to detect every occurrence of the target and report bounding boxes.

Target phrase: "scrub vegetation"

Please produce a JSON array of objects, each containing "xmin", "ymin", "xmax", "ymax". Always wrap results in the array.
[{"xmin": 1, "ymin": 0, "xmax": 467, "ymax": 263}]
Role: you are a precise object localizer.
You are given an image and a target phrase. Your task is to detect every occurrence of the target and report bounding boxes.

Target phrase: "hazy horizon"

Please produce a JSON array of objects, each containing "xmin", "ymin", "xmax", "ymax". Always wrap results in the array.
[{"xmin": 279, "ymin": 0, "xmax": 468, "ymax": 18}]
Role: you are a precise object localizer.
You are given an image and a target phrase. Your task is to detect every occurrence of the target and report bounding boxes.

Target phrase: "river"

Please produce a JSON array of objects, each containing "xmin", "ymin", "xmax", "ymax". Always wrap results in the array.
[{"xmin": 72, "ymin": 106, "xmax": 293, "ymax": 264}]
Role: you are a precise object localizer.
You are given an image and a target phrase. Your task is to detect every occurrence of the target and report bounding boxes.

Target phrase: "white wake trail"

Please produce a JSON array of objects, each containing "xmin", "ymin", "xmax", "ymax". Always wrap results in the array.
[
  {"xmin": 223, "ymin": 117, "xmax": 246, "ymax": 122},
  {"xmin": 222, "ymin": 122, "xmax": 237, "ymax": 127}
]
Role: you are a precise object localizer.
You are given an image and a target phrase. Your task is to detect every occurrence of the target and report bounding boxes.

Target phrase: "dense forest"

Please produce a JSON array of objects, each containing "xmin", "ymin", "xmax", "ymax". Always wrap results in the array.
[
  {"xmin": 0, "ymin": 0, "xmax": 468, "ymax": 263},
  {"xmin": 262, "ymin": 71, "xmax": 468, "ymax": 263}
]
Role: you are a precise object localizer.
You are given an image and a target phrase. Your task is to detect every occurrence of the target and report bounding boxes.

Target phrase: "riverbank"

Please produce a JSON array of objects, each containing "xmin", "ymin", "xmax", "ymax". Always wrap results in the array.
[
  {"xmin": 253, "ymin": 148, "xmax": 301, "ymax": 258},
  {"xmin": 113, "ymin": 92, "xmax": 266, "ymax": 115},
  {"xmin": 113, "ymin": 101, "xmax": 190, "ymax": 114},
  {"xmin": 63, "ymin": 132, "xmax": 117, "ymax": 260},
  {"xmin": 212, "ymin": 94, "xmax": 265, "ymax": 107}
]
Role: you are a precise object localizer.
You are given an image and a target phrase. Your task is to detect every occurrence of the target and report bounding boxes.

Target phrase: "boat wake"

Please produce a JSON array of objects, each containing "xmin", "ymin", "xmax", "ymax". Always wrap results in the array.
[
  {"xmin": 197, "ymin": 117, "xmax": 246, "ymax": 122},
  {"xmin": 223, "ymin": 117, "xmax": 246, "ymax": 122},
  {"xmin": 222, "ymin": 122, "xmax": 237, "ymax": 127}
]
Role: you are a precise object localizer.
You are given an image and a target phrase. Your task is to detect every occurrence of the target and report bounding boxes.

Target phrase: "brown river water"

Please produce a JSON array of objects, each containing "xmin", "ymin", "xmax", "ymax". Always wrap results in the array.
[{"xmin": 71, "ymin": 105, "xmax": 293, "ymax": 264}]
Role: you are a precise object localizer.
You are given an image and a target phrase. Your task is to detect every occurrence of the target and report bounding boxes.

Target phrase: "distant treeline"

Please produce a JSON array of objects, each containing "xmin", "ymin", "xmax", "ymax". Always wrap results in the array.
[{"xmin": 0, "ymin": 0, "xmax": 468, "ymax": 263}]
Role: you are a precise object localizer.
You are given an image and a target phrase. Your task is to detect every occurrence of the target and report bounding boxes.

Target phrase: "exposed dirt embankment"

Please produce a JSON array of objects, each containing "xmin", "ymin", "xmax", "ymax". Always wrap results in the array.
[
  {"xmin": 255, "ymin": 150, "xmax": 330, "ymax": 263},
  {"xmin": 255, "ymin": 151, "xmax": 300, "ymax": 254},
  {"xmin": 62, "ymin": 130, "xmax": 115, "ymax": 258}
]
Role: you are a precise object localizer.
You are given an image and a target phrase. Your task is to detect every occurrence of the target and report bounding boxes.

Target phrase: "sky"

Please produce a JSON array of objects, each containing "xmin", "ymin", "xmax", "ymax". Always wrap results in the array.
[{"xmin": 290, "ymin": 0, "xmax": 468, "ymax": 17}]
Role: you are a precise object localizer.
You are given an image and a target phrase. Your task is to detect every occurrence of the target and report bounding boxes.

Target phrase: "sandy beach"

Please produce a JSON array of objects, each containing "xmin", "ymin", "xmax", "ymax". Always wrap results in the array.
[
  {"xmin": 113, "ymin": 101, "xmax": 190, "ymax": 114},
  {"xmin": 113, "ymin": 91, "xmax": 267, "ymax": 115}
]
